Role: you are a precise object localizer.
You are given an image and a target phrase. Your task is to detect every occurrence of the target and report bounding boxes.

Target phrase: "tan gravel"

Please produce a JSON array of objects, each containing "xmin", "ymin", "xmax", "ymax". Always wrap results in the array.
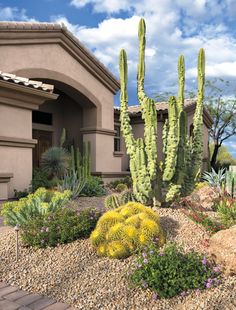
[{"xmin": 0, "ymin": 196, "xmax": 235, "ymax": 309}]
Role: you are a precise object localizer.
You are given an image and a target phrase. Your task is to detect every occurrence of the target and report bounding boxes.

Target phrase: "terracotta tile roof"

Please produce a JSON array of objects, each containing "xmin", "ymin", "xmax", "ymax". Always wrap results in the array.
[
  {"xmin": 114, "ymin": 99, "xmax": 196, "ymax": 114},
  {"xmin": 0, "ymin": 71, "xmax": 54, "ymax": 93},
  {"xmin": 0, "ymin": 21, "xmax": 120, "ymax": 89}
]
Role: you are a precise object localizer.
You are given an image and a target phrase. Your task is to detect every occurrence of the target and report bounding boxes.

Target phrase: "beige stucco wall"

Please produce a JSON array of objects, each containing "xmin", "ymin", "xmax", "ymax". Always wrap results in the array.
[{"xmin": 0, "ymin": 146, "xmax": 32, "ymax": 197}]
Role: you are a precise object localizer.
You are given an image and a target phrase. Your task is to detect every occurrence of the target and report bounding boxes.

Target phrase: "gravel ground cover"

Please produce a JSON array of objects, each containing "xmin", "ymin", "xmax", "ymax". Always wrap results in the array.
[{"xmin": 0, "ymin": 195, "xmax": 235, "ymax": 310}]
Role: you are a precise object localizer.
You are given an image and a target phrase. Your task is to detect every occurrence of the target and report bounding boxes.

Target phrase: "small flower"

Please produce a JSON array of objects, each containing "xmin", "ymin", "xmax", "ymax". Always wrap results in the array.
[
  {"xmin": 141, "ymin": 279, "xmax": 147, "ymax": 289},
  {"xmin": 202, "ymin": 257, "xmax": 207, "ymax": 265},
  {"xmin": 41, "ymin": 239, "xmax": 45, "ymax": 244},
  {"xmin": 143, "ymin": 258, "xmax": 148, "ymax": 264},
  {"xmin": 213, "ymin": 266, "xmax": 221, "ymax": 273},
  {"xmin": 180, "ymin": 291, "xmax": 187, "ymax": 297},
  {"xmin": 159, "ymin": 251, "xmax": 164, "ymax": 256},
  {"xmin": 195, "ymin": 289, "xmax": 201, "ymax": 295},
  {"xmin": 45, "ymin": 227, "xmax": 49, "ymax": 232},
  {"xmin": 149, "ymin": 250, "xmax": 154, "ymax": 255},
  {"xmin": 206, "ymin": 282, "xmax": 212, "ymax": 289},
  {"xmin": 152, "ymin": 293, "xmax": 158, "ymax": 300},
  {"xmin": 142, "ymin": 252, "xmax": 147, "ymax": 258}
]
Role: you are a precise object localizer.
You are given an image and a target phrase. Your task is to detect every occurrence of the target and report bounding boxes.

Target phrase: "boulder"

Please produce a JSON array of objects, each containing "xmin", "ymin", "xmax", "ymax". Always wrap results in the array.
[{"xmin": 208, "ymin": 225, "xmax": 236, "ymax": 275}]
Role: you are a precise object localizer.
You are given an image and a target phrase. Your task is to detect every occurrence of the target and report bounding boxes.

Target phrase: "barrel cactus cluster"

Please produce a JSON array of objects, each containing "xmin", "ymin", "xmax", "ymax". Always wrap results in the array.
[
  {"xmin": 105, "ymin": 190, "xmax": 136, "ymax": 209},
  {"xmin": 90, "ymin": 202, "xmax": 165, "ymax": 259},
  {"xmin": 119, "ymin": 18, "xmax": 205, "ymax": 205}
]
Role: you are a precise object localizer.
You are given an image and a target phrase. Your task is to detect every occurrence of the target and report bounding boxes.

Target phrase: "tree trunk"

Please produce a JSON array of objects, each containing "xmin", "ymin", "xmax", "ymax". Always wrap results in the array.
[{"xmin": 210, "ymin": 144, "xmax": 220, "ymax": 170}]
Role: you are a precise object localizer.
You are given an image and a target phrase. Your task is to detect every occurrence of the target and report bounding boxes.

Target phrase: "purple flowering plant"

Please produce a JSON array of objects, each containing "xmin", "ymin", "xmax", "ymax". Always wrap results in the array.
[{"xmin": 129, "ymin": 242, "xmax": 221, "ymax": 298}]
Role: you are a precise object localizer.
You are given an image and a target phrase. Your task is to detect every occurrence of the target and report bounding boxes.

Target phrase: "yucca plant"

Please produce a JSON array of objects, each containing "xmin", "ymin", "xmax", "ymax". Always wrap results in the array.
[{"xmin": 41, "ymin": 147, "xmax": 69, "ymax": 179}]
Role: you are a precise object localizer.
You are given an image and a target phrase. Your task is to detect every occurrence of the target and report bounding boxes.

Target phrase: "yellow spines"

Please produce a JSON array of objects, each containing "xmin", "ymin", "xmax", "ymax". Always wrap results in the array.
[{"xmin": 90, "ymin": 202, "xmax": 165, "ymax": 259}]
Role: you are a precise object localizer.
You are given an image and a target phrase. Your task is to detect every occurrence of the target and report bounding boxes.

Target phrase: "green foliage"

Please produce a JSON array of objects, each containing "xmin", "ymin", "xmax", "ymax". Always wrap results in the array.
[
  {"xmin": 58, "ymin": 170, "xmax": 86, "ymax": 199},
  {"xmin": 181, "ymin": 196, "xmax": 224, "ymax": 234},
  {"xmin": 31, "ymin": 168, "xmax": 53, "ymax": 192},
  {"xmin": 1, "ymin": 188, "xmax": 71, "ymax": 226},
  {"xmin": 21, "ymin": 208, "xmax": 101, "ymax": 248},
  {"xmin": 107, "ymin": 176, "xmax": 132, "ymax": 190},
  {"xmin": 80, "ymin": 176, "xmax": 106, "ymax": 197},
  {"xmin": 90, "ymin": 202, "xmax": 165, "ymax": 259},
  {"xmin": 213, "ymin": 196, "xmax": 236, "ymax": 228},
  {"xmin": 105, "ymin": 194, "xmax": 121, "ymax": 210},
  {"xmin": 41, "ymin": 147, "xmax": 69, "ymax": 179},
  {"xmin": 129, "ymin": 242, "xmax": 221, "ymax": 298},
  {"xmin": 14, "ymin": 189, "xmax": 29, "ymax": 200},
  {"xmin": 119, "ymin": 18, "xmax": 205, "ymax": 205},
  {"xmin": 209, "ymin": 143, "xmax": 236, "ymax": 169},
  {"xmin": 202, "ymin": 168, "xmax": 226, "ymax": 192},
  {"xmin": 115, "ymin": 183, "xmax": 128, "ymax": 192}
]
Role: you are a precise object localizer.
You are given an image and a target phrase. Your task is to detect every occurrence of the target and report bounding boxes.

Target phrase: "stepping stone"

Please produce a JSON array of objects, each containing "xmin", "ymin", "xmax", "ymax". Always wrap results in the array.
[
  {"xmin": 30, "ymin": 297, "xmax": 56, "ymax": 310},
  {"xmin": 0, "ymin": 299, "xmax": 19, "ymax": 310},
  {"xmin": 14, "ymin": 293, "xmax": 42, "ymax": 306},
  {"xmin": 0, "ymin": 283, "xmax": 8, "ymax": 289},
  {"xmin": 0, "ymin": 286, "xmax": 18, "ymax": 298},
  {"xmin": 44, "ymin": 302, "xmax": 69, "ymax": 309},
  {"xmin": 4, "ymin": 290, "xmax": 29, "ymax": 301}
]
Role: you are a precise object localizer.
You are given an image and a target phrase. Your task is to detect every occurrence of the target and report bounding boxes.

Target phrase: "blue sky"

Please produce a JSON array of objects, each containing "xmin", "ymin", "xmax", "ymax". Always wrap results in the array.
[{"xmin": 0, "ymin": 0, "xmax": 236, "ymax": 157}]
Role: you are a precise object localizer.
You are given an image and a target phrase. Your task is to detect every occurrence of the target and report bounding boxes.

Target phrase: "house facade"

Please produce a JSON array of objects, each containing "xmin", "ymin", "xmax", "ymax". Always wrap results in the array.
[{"xmin": 0, "ymin": 22, "xmax": 212, "ymax": 199}]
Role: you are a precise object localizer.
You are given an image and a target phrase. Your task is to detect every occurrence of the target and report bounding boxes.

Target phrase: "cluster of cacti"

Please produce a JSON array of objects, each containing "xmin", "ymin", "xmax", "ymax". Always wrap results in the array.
[
  {"xmin": 90, "ymin": 202, "xmax": 165, "ymax": 259},
  {"xmin": 119, "ymin": 18, "xmax": 205, "ymax": 204},
  {"xmin": 225, "ymin": 170, "xmax": 236, "ymax": 198},
  {"xmin": 105, "ymin": 190, "xmax": 136, "ymax": 209}
]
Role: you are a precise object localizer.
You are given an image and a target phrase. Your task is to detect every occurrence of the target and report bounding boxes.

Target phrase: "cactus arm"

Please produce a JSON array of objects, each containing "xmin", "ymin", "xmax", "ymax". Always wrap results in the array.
[
  {"xmin": 163, "ymin": 96, "xmax": 178, "ymax": 181},
  {"xmin": 177, "ymin": 55, "xmax": 185, "ymax": 114},
  {"xmin": 191, "ymin": 48, "xmax": 205, "ymax": 180},
  {"xmin": 119, "ymin": 49, "xmax": 136, "ymax": 157}
]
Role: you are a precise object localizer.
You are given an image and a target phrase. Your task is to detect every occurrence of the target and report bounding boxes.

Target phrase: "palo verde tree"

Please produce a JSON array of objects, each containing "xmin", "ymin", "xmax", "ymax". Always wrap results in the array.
[
  {"xmin": 119, "ymin": 18, "xmax": 205, "ymax": 205},
  {"xmin": 204, "ymin": 79, "xmax": 236, "ymax": 170}
]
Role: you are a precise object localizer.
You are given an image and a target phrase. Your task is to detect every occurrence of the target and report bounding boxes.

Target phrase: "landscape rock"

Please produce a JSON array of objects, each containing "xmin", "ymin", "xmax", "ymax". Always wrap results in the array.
[{"xmin": 208, "ymin": 225, "xmax": 236, "ymax": 275}]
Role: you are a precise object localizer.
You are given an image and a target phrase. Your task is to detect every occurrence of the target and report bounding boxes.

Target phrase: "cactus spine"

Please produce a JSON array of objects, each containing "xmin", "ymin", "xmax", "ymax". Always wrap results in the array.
[{"xmin": 119, "ymin": 18, "xmax": 205, "ymax": 204}]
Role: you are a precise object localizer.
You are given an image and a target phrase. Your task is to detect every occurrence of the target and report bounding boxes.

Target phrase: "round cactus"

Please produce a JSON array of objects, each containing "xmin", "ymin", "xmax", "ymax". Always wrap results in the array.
[
  {"xmin": 120, "ymin": 190, "xmax": 136, "ymax": 204},
  {"xmin": 90, "ymin": 202, "xmax": 165, "ymax": 259},
  {"xmin": 105, "ymin": 194, "xmax": 121, "ymax": 210},
  {"xmin": 115, "ymin": 183, "xmax": 128, "ymax": 193}
]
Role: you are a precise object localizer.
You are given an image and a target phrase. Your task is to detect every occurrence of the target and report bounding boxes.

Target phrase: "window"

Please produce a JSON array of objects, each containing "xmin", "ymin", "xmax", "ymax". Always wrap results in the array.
[
  {"xmin": 32, "ymin": 111, "xmax": 53, "ymax": 125},
  {"xmin": 114, "ymin": 124, "xmax": 121, "ymax": 152}
]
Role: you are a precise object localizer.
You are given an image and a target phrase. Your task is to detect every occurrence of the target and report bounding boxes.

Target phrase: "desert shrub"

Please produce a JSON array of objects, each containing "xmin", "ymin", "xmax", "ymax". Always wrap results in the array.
[
  {"xmin": 195, "ymin": 182, "xmax": 207, "ymax": 190},
  {"xmin": 1, "ymin": 188, "xmax": 71, "ymax": 226},
  {"xmin": 31, "ymin": 168, "xmax": 52, "ymax": 192},
  {"xmin": 14, "ymin": 189, "xmax": 29, "ymax": 199},
  {"xmin": 21, "ymin": 208, "xmax": 101, "ymax": 248},
  {"xmin": 107, "ymin": 176, "xmax": 132, "ymax": 189},
  {"xmin": 129, "ymin": 242, "xmax": 221, "ymax": 298},
  {"xmin": 80, "ymin": 176, "xmax": 106, "ymax": 197},
  {"xmin": 202, "ymin": 168, "xmax": 226, "ymax": 194},
  {"xmin": 214, "ymin": 196, "xmax": 236, "ymax": 228},
  {"xmin": 90, "ymin": 202, "xmax": 165, "ymax": 259},
  {"xmin": 181, "ymin": 197, "xmax": 224, "ymax": 234},
  {"xmin": 41, "ymin": 147, "xmax": 69, "ymax": 179},
  {"xmin": 115, "ymin": 183, "xmax": 128, "ymax": 192}
]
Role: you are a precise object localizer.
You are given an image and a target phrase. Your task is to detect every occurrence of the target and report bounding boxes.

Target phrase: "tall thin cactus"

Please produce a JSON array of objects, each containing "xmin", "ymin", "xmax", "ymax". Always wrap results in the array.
[{"xmin": 119, "ymin": 18, "xmax": 205, "ymax": 205}]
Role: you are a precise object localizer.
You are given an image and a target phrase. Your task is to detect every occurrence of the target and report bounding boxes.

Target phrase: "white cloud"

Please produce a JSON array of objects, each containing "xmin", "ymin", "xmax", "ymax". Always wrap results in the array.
[
  {"xmin": 0, "ymin": 6, "xmax": 36, "ymax": 21},
  {"xmin": 70, "ymin": 0, "xmax": 133, "ymax": 13}
]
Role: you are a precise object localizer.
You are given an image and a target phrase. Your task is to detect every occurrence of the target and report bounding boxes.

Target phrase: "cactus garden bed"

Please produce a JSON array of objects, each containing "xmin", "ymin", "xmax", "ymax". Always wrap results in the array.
[{"xmin": 0, "ymin": 193, "xmax": 236, "ymax": 310}]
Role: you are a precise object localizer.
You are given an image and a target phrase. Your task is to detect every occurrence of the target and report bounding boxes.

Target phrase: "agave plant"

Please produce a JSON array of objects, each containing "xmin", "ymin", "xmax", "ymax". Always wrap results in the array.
[
  {"xmin": 202, "ymin": 168, "xmax": 226, "ymax": 193},
  {"xmin": 41, "ymin": 147, "xmax": 69, "ymax": 179},
  {"xmin": 58, "ymin": 170, "xmax": 87, "ymax": 199}
]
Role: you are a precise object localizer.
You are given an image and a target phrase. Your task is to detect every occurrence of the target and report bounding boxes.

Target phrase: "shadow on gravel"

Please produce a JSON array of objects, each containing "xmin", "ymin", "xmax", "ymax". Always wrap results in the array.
[{"xmin": 160, "ymin": 216, "xmax": 180, "ymax": 238}]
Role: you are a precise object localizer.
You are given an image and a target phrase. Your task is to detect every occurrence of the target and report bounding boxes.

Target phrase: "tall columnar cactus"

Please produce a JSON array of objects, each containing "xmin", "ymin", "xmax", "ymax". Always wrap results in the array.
[{"xmin": 119, "ymin": 18, "xmax": 205, "ymax": 204}]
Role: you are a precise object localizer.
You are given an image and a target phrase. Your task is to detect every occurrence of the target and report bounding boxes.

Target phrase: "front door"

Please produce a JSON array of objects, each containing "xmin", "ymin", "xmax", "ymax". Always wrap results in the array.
[{"xmin": 33, "ymin": 130, "xmax": 52, "ymax": 168}]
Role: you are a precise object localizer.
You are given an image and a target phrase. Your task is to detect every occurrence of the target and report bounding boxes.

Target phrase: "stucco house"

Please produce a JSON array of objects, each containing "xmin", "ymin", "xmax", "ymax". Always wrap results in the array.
[{"xmin": 0, "ymin": 22, "xmax": 212, "ymax": 200}]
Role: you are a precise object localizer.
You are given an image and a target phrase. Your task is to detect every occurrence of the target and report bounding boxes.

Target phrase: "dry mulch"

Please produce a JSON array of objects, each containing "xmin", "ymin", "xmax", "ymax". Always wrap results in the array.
[{"xmin": 0, "ymin": 193, "xmax": 236, "ymax": 309}]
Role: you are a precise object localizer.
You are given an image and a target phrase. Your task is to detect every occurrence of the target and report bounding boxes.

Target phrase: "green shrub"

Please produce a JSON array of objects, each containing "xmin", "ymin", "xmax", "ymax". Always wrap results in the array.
[
  {"xmin": 80, "ymin": 176, "xmax": 106, "ymax": 197},
  {"xmin": 90, "ymin": 202, "xmax": 165, "ymax": 259},
  {"xmin": 214, "ymin": 196, "xmax": 236, "ymax": 228},
  {"xmin": 1, "ymin": 188, "xmax": 71, "ymax": 226},
  {"xmin": 115, "ymin": 183, "xmax": 128, "ymax": 192},
  {"xmin": 21, "ymin": 208, "xmax": 101, "ymax": 248},
  {"xmin": 31, "ymin": 168, "xmax": 53, "ymax": 192},
  {"xmin": 107, "ymin": 176, "xmax": 132, "ymax": 190},
  {"xmin": 14, "ymin": 189, "xmax": 29, "ymax": 200},
  {"xmin": 129, "ymin": 242, "xmax": 221, "ymax": 298}
]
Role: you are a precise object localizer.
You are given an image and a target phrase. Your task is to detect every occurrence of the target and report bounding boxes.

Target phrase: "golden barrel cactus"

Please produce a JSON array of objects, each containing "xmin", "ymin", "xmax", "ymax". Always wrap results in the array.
[{"xmin": 90, "ymin": 202, "xmax": 165, "ymax": 259}]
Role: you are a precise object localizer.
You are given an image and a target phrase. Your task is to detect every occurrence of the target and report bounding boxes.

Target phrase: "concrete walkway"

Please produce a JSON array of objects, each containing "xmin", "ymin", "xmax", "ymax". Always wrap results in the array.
[{"xmin": 0, "ymin": 282, "xmax": 76, "ymax": 310}]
